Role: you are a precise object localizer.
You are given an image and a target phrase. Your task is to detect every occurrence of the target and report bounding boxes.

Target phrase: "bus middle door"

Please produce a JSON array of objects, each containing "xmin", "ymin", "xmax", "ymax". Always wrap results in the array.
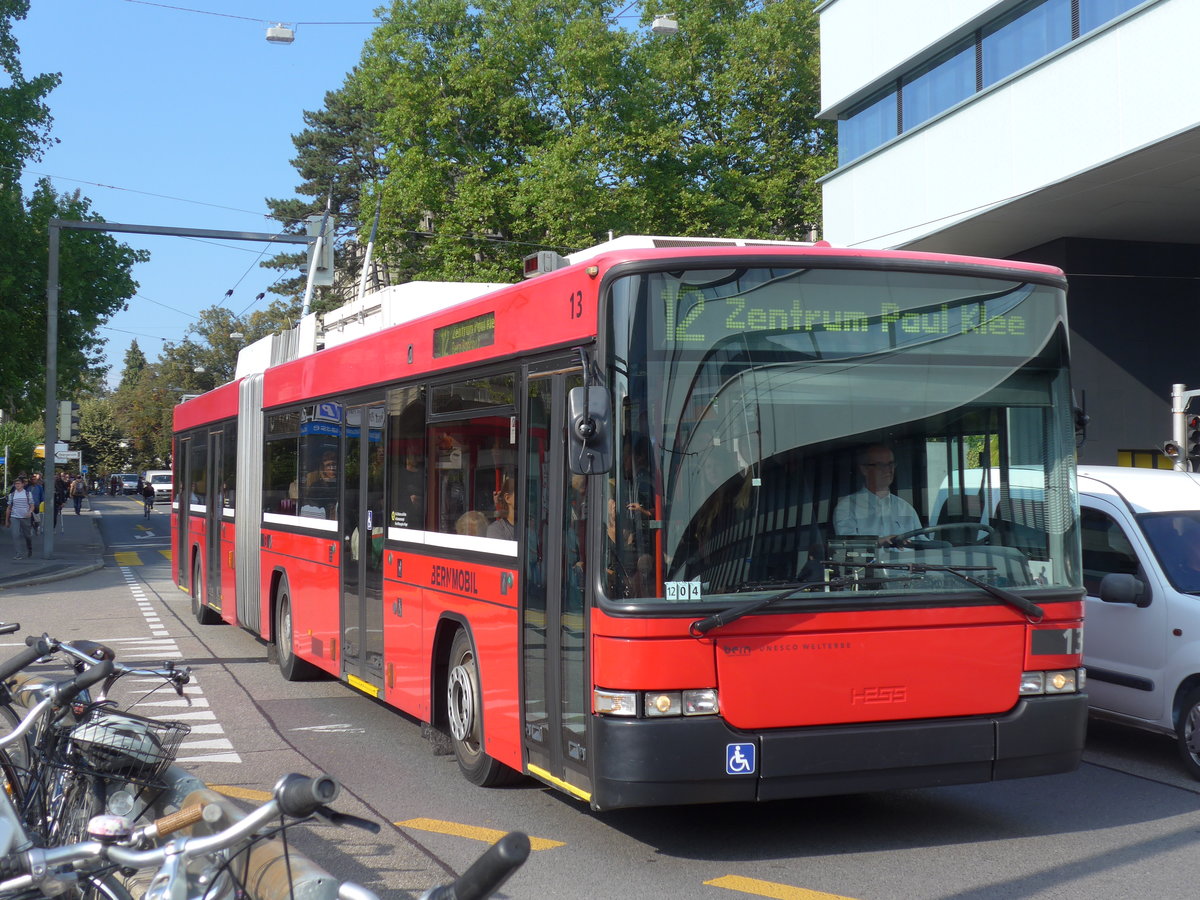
[{"xmin": 341, "ymin": 400, "xmax": 386, "ymax": 693}]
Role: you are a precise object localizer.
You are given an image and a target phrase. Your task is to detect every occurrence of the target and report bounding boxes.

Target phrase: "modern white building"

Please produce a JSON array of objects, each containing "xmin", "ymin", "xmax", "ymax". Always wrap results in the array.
[{"xmin": 817, "ymin": 0, "xmax": 1199, "ymax": 465}]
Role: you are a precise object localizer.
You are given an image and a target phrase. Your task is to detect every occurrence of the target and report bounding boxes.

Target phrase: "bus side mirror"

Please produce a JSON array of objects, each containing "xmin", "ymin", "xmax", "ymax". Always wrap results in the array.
[{"xmin": 567, "ymin": 386, "xmax": 612, "ymax": 475}]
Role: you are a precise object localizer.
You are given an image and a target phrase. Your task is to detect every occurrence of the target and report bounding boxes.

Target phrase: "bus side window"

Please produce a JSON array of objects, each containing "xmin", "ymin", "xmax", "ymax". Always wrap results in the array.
[
  {"xmin": 387, "ymin": 385, "xmax": 426, "ymax": 530},
  {"xmin": 428, "ymin": 417, "xmax": 517, "ymax": 539}
]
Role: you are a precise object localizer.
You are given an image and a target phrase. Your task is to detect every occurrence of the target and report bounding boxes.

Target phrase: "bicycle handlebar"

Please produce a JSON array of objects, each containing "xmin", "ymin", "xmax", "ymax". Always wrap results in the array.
[
  {"xmin": 421, "ymin": 831, "xmax": 531, "ymax": 900},
  {"xmin": 53, "ymin": 657, "xmax": 113, "ymax": 706},
  {"xmin": 275, "ymin": 772, "xmax": 339, "ymax": 818},
  {"xmin": 0, "ymin": 637, "xmax": 52, "ymax": 682}
]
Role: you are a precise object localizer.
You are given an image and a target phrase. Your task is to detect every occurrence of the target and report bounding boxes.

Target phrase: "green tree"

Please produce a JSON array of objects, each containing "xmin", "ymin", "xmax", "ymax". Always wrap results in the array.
[
  {"xmin": 327, "ymin": 0, "xmax": 835, "ymax": 283},
  {"xmin": 0, "ymin": 2, "xmax": 148, "ymax": 422},
  {"xmin": 263, "ymin": 79, "xmax": 387, "ymax": 308},
  {"xmin": 0, "ymin": 419, "xmax": 39, "ymax": 482},
  {"xmin": 77, "ymin": 396, "xmax": 124, "ymax": 475},
  {"xmin": 119, "ymin": 340, "xmax": 147, "ymax": 388}
]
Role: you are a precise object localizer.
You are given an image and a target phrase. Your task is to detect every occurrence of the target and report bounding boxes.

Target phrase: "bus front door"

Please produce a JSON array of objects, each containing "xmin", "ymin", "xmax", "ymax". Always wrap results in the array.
[
  {"xmin": 521, "ymin": 365, "xmax": 591, "ymax": 800},
  {"xmin": 341, "ymin": 400, "xmax": 386, "ymax": 692}
]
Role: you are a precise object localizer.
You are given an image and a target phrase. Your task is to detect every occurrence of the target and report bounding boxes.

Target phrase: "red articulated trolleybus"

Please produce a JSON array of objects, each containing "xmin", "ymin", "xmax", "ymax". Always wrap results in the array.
[{"xmin": 173, "ymin": 235, "xmax": 1086, "ymax": 810}]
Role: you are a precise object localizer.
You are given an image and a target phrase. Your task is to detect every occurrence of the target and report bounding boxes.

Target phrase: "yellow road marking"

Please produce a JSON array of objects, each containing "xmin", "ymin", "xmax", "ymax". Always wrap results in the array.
[
  {"xmin": 159, "ymin": 549, "xmax": 172, "ymax": 560},
  {"xmin": 705, "ymin": 875, "xmax": 859, "ymax": 900},
  {"xmin": 397, "ymin": 817, "xmax": 564, "ymax": 851},
  {"xmin": 114, "ymin": 551, "xmax": 142, "ymax": 566}
]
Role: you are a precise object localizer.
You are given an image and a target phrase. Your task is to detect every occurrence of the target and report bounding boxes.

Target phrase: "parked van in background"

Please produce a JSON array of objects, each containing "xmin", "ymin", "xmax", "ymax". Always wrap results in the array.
[
  {"xmin": 1077, "ymin": 465, "xmax": 1200, "ymax": 780},
  {"xmin": 143, "ymin": 470, "xmax": 173, "ymax": 503}
]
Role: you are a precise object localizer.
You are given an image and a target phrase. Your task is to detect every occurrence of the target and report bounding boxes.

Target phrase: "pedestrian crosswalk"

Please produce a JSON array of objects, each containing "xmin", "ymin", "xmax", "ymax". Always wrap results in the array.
[{"xmin": 116, "ymin": 567, "xmax": 242, "ymax": 765}]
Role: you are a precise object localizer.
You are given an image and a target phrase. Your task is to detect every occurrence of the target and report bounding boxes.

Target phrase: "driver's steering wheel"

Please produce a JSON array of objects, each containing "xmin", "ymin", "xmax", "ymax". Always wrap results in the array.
[{"xmin": 891, "ymin": 522, "xmax": 996, "ymax": 546}]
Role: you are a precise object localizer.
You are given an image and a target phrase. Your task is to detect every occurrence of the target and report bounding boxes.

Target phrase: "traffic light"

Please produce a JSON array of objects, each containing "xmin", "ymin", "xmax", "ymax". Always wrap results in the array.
[
  {"xmin": 1188, "ymin": 414, "xmax": 1200, "ymax": 471},
  {"xmin": 58, "ymin": 400, "xmax": 80, "ymax": 441}
]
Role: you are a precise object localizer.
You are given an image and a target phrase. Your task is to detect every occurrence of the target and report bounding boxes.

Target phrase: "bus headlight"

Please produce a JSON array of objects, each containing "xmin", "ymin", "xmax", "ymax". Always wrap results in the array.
[
  {"xmin": 683, "ymin": 689, "xmax": 719, "ymax": 716},
  {"xmin": 594, "ymin": 688, "xmax": 720, "ymax": 717},
  {"xmin": 1020, "ymin": 668, "xmax": 1084, "ymax": 695}
]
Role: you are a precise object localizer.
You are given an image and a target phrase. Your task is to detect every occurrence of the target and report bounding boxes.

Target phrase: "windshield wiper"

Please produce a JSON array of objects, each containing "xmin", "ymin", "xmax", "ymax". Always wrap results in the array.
[
  {"xmin": 689, "ymin": 578, "xmax": 847, "ymax": 637},
  {"xmin": 826, "ymin": 561, "xmax": 1044, "ymax": 621}
]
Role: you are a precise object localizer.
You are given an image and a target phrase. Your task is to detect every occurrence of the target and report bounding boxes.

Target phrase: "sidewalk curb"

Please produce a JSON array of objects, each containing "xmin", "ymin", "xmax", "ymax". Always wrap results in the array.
[{"xmin": 0, "ymin": 514, "xmax": 106, "ymax": 591}]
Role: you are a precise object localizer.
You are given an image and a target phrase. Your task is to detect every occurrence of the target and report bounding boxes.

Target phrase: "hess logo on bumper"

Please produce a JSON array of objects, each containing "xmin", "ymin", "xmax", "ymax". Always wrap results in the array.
[{"xmin": 851, "ymin": 685, "xmax": 907, "ymax": 705}]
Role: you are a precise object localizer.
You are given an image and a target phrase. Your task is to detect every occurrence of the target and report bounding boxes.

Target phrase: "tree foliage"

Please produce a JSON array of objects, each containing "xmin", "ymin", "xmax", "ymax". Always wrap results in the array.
[
  {"xmin": 264, "ymin": 0, "xmax": 834, "ymax": 287},
  {"xmin": 0, "ymin": 2, "xmax": 147, "ymax": 423}
]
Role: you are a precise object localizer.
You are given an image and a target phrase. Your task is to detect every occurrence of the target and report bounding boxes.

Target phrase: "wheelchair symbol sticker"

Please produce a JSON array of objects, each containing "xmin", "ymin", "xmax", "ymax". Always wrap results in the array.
[{"xmin": 726, "ymin": 742, "xmax": 756, "ymax": 775}]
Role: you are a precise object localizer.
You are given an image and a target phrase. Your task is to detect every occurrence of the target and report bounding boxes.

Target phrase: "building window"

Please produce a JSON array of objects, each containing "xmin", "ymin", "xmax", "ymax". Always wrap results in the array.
[
  {"xmin": 838, "ymin": 89, "xmax": 897, "ymax": 165},
  {"xmin": 835, "ymin": 0, "xmax": 1145, "ymax": 164},
  {"xmin": 1080, "ymin": 0, "xmax": 1142, "ymax": 33},
  {"xmin": 901, "ymin": 40, "xmax": 976, "ymax": 132},
  {"xmin": 981, "ymin": 0, "xmax": 1072, "ymax": 87}
]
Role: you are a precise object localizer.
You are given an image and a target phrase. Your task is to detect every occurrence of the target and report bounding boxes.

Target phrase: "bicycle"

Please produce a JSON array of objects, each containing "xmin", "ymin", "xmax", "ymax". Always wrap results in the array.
[
  {"xmin": 0, "ymin": 771, "xmax": 528, "ymax": 900},
  {"xmin": 2, "ymin": 635, "xmax": 192, "ymax": 855}
]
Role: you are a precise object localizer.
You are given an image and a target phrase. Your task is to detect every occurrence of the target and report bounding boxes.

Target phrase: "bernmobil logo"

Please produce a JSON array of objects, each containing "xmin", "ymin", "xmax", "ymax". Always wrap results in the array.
[
  {"xmin": 430, "ymin": 565, "xmax": 478, "ymax": 595},
  {"xmin": 851, "ymin": 685, "xmax": 907, "ymax": 705},
  {"xmin": 721, "ymin": 645, "xmax": 752, "ymax": 657}
]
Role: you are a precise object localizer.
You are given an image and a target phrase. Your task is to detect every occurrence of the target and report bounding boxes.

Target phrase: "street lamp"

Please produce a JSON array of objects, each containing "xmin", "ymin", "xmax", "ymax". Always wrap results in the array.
[{"xmin": 651, "ymin": 13, "xmax": 679, "ymax": 34}]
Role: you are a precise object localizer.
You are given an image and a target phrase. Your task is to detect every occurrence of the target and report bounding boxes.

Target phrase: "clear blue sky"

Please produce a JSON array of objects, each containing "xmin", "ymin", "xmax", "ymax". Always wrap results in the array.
[{"xmin": 14, "ymin": 1, "xmax": 383, "ymax": 387}]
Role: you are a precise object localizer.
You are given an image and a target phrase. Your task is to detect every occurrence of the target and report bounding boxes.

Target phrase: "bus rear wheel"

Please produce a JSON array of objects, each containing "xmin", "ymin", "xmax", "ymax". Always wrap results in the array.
[
  {"xmin": 192, "ymin": 559, "xmax": 220, "ymax": 625},
  {"xmin": 446, "ymin": 629, "xmax": 520, "ymax": 787},
  {"xmin": 276, "ymin": 590, "xmax": 320, "ymax": 682}
]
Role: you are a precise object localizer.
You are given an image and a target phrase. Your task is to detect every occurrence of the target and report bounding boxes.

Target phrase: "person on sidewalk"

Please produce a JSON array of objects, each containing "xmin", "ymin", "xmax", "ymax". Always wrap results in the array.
[
  {"xmin": 5, "ymin": 476, "xmax": 35, "ymax": 560},
  {"xmin": 53, "ymin": 473, "xmax": 68, "ymax": 533},
  {"xmin": 70, "ymin": 475, "xmax": 86, "ymax": 515},
  {"xmin": 28, "ymin": 473, "xmax": 45, "ymax": 535}
]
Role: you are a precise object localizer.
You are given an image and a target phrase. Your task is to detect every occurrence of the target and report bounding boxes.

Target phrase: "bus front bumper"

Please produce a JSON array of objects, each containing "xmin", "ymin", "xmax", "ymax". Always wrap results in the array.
[{"xmin": 589, "ymin": 693, "xmax": 1087, "ymax": 810}]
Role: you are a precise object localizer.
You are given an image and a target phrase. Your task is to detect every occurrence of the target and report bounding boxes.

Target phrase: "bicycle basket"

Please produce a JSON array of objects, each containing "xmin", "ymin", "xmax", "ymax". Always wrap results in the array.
[{"xmin": 69, "ymin": 707, "xmax": 190, "ymax": 780}]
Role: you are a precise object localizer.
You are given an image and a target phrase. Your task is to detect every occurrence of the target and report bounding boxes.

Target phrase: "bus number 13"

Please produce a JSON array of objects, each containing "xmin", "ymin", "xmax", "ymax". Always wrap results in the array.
[{"xmin": 568, "ymin": 290, "xmax": 584, "ymax": 319}]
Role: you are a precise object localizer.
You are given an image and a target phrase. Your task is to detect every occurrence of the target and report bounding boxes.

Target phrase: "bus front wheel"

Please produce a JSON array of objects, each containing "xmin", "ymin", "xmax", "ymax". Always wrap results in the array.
[
  {"xmin": 276, "ymin": 590, "xmax": 320, "ymax": 682},
  {"xmin": 446, "ymin": 629, "xmax": 519, "ymax": 787}
]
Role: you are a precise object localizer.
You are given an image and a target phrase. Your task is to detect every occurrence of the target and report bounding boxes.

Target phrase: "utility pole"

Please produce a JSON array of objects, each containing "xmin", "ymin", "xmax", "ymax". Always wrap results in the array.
[{"xmin": 43, "ymin": 220, "xmax": 313, "ymax": 559}]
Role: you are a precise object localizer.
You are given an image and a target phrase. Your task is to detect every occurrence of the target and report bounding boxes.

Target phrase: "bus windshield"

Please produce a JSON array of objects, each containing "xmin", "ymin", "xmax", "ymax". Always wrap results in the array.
[{"xmin": 604, "ymin": 263, "xmax": 1081, "ymax": 607}]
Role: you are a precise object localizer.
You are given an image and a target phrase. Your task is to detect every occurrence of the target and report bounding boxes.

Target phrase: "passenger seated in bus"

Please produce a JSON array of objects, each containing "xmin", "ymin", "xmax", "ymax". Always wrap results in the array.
[
  {"xmin": 456, "ymin": 510, "xmax": 488, "ymax": 537},
  {"xmin": 305, "ymin": 452, "xmax": 339, "ymax": 518},
  {"xmin": 487, "ymin": 477, "xmax": 516, "ymax": 540},
  {"xmin": 833, "ymin": 444, "xmax": 922, "ymax": 546}
]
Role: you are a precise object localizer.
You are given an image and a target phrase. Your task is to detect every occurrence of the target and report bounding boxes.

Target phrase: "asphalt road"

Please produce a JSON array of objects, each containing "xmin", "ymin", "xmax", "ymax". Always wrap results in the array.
[{"xmin": 3, "ymin": 494, "xmax": 1200, "ymax": 899}]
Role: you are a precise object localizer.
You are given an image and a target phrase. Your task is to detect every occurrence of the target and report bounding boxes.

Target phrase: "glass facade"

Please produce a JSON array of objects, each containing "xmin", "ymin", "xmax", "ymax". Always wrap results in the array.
[
  {"xmin": 902, "ymin": 41, "xmax": 976, "ymax": 132},
  {"xmin": 838, "ymin": 0, "xmax": 1149, "ymax": 164}
]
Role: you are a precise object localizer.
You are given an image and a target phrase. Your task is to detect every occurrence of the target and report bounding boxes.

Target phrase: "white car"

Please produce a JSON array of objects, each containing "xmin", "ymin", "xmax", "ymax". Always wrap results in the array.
[
  {"xmin": 1078, "ymin": 465, "xmax": 1200, "ymax": 779},
  {"xmin": 118, "ymin": 474, "xmax": 140, "ymax": 495}
]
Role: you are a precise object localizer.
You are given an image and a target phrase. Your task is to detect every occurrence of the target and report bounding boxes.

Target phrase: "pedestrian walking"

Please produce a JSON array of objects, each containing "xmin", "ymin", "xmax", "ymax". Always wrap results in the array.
[
  {"xmin": 5, "ymin": 476, "xmax": 35, "ymax": 560},
  {"xmin": 53, "ymin": 473, "xmax": 68, "ymax": 532},
  {"xmin": 27, "ymin": 473, "xmax": 44, "ymax": 535},
  {"xmin": 140, "ymin": 479, "xmax": 155, "ymax": 518},
  {"xmin": 70, "ymin": 474, "xmax": 86, "ymax": 515}
]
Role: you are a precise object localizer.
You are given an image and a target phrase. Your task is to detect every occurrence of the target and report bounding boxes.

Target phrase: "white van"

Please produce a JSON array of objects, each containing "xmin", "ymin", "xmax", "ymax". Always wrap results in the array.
[
  {"xmin": 143, "ymin": 470, "xmax": 173, "ymax": 503},
  {"xmin": 1077, "ymin": 465, "xmax": 1200, "ymax": 779}
]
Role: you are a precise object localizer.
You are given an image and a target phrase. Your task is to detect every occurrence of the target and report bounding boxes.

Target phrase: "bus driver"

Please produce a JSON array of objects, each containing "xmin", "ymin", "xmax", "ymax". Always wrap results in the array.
[{"xmin": 834, "ymin": 444, "xmax": 922, "ymax": 546}]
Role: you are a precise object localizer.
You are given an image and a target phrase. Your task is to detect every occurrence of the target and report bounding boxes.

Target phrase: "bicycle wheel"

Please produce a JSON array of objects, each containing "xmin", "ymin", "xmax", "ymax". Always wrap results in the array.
[{"xmin": 51, "ymin": 772, "xmax": 105, "ymax": 845}]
